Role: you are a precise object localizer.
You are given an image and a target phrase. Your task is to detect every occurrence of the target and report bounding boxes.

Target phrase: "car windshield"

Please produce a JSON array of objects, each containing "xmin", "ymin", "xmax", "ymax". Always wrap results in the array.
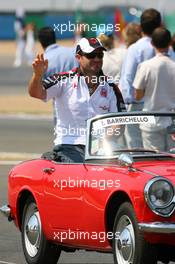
[{"xmin": 88, "ymin": 112, "xmax": 175, "ymax": 158}]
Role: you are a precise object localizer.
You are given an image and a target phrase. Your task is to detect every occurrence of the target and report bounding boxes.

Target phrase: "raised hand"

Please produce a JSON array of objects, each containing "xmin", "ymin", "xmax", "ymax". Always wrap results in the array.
[{"xmin": 32, "ymin": 53, "xmax": 48, "ymax": 77}]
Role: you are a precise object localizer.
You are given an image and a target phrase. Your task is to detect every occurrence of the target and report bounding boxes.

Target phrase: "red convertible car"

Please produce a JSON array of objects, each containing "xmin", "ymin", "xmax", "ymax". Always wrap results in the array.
[{"xmin": 1, "ymin": 112, "xmax": 175, "ymax": 264}]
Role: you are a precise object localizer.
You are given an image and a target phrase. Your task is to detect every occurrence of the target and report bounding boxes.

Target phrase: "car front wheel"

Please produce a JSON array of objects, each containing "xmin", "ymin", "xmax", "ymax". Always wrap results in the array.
[
  {"xmin": 113, "ymin": 202, "xmax": 157, "ymax": 264},
  {"xmin": 21, "ymin": 197, "xmax": 61, "ymax": 264}
]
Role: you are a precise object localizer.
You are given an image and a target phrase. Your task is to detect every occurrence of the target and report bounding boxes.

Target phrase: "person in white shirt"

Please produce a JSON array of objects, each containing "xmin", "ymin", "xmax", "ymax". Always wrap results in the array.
[
  {"xmin": 28, "ymin": 37, "xmax": 125, "ymax": 162},
  {"xmin": 25, "ymin": 23, "xmax": 35, "ymax": 65},
  {"xmin": 134, "ymin": 27, "xmax": 175, "ymax": 151},
  {"xmin": 13, "ymin": 8, "xmax": 26, "ymax": 67}
]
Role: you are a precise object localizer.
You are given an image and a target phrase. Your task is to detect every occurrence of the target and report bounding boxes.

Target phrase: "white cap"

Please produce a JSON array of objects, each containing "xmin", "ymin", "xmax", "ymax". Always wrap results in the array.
[{"xmin": 76, "ymin": 37, "xmax": 106, "ymax": 54}]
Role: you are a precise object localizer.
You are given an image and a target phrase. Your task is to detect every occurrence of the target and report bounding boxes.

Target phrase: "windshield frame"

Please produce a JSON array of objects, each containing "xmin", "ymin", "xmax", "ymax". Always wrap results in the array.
[{"xmin": 85, "ymin": 111, "xmax": 175, "ymax": 161}]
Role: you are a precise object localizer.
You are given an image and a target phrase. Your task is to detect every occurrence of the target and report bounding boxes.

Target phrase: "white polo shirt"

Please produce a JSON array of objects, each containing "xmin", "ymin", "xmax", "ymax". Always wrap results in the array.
[
  {"xmin": 43, "ymin": 69, "xmax": 118, "ymax": 145},
  {"xmin": 133, "ymin": 54, "xmax": 175, "ymax": 112},
  {"xmin": 133, "ymin": 54, "xmax": 175, "ymax": 131}
]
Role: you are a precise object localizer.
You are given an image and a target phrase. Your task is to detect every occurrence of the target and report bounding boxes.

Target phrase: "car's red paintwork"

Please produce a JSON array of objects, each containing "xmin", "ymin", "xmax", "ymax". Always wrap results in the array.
[{"xmin": 8, "ymin": 158, "xmax": 175, "ymax": 251}]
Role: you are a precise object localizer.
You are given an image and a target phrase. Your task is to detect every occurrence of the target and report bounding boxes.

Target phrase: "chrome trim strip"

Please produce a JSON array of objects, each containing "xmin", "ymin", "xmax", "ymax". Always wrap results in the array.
[
  {"xmin": 138, "ymin": 222, "xmax": 175, "ymax": 233},
  {"xmin": 0, "ymin": 205, "xmax": 11, "ymax": 218}
]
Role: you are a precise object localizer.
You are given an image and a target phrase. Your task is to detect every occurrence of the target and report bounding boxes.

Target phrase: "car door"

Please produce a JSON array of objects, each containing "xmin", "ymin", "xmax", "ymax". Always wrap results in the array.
[
  {"xmin": 80, "ymin": 163, "xmax": 121, "ymax": 247},
  {"xmin": 43, "ymin": 161, "xmax": 86, "ymax": 231}
]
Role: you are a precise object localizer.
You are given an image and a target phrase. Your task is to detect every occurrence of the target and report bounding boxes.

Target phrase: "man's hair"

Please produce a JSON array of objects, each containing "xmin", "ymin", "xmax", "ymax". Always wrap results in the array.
[
  {"xmin": 152, "ymin": 27, "xmax": 171, "ymax": 49},
  {"xmin": 140, "ymin": 8, "xmax": 161, "ymax": 36},
  {"xmin": 38, "ymin": 27, "xmax": 56, "ymax": 48},
  {"xmin": 122, "ymin": 22, "xmax": 142, "ymax": 47},
  {"xmin": 97, "ymin": 33, "xmax": 114, "ymax": 50}
]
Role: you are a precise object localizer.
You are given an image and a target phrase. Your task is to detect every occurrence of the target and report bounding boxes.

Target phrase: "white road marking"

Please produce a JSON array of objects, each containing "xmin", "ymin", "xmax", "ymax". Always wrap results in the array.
[
  {"xmin": 0, "ymin": 114, "xmax": 51, "ymax": 120},
  {"xmin": 0, "ymin": 161, "xmax": 23, "ymax": 165},
  {"xmin": 0, "ymin": 261, "xmax": 17, "ymax": 264},
  {"xmin": 0, "ymin": 152, "xmax": 40, "ymax": 161}
]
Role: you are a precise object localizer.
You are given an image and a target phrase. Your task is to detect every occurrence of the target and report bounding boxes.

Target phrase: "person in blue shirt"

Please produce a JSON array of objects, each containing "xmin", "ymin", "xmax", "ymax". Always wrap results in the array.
[
  {"xmin": 170, "ymin": 33, "xmax": 175, "ymax": 60},
  {"xmin": 119, "ymin": 8, "xmax": 161, "ymax": 148},
  {"xmin": 172, "ymin": 34, "xmax": 175, "ymax": 52},
  {"xmin": 119, "ymin": 8, "xmax": 161, "ymax": 106},
  {"xmin": 38, "ymin": 27, "xmax": 78, "ymax": 125}
]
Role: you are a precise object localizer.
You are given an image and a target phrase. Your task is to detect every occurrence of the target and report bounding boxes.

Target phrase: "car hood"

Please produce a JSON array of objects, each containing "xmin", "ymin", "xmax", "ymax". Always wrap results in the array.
[{"xmin": 134, "ymin": 159, "xmax": 175, "ymax": 182}]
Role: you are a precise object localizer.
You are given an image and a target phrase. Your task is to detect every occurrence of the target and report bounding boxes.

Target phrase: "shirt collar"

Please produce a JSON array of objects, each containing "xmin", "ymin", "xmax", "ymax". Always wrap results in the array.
[
  {"xmin": 77, "ymin": 67, "xmax": 105, "ymax": 78},
  {"xmin": 156, "ymin": 51, "xmax": 170, "ymax": 57},
  {"xmin": 45, "ymin": 44, "xmax": 59, "ymax": 53},
  {"xmin": 142, "ymin": 35, "xmax": 151, "ymax": 40}
]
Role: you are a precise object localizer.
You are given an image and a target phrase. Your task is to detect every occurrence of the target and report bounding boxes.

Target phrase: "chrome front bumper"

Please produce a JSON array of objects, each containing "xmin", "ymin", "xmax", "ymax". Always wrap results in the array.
[
  {"xmin": 0, "ymin": 205, "xmax": 11, "ymax": 219},
  {"xmin": 139, "ymin": 222, "xmax": 175, "ymax": 234}
]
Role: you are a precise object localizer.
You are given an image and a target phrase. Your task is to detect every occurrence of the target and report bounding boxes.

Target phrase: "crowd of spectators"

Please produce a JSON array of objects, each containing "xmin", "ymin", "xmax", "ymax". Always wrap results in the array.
[{"xmin": 28, "ymin": 8, "xmax": 175, "ymax": 159}]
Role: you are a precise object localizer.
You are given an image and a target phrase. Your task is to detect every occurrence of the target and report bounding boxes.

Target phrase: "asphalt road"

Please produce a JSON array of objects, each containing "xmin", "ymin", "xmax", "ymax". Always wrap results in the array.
[
  {"xmin": 0, "ymin": 56, "xmax": 32, "ymax": 95},
  {"xmin": 0, "ymin": 117, "xmax": 53, "ymax": 154}
]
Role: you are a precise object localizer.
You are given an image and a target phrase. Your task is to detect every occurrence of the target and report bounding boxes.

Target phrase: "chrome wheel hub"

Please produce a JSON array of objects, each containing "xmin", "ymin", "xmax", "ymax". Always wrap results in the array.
[
  {"xmin": 26, "ymin": 214, "xmax": 40, "ymax": 245},
  {"xmin": 24, "ymin": 211, "xmax": 41, "ymax": 257},
  {"xmin": 115, "ymin": 215, "xmax": 135, "ymax": 264}
]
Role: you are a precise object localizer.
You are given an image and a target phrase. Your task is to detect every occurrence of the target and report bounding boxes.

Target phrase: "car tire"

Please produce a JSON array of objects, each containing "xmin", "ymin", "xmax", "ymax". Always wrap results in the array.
[
  {"xmin": 21, "ymin": 197, "xmax": 61, "ymax": 264},
  {"xmin": 113, "ymin": 202, "xmax": 157, "ymax": 264}
]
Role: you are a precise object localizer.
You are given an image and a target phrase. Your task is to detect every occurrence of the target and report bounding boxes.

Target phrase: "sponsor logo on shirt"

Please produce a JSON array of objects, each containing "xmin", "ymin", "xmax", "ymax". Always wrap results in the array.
[
  {"xmin": 100, "ymin": 88, "xmax": 107, "ymax": 97},
  {"xmin": 99, "ymin": 105, "xmax": 109, "ymax": 111},
  {"xmin": 72, "ymin": 81, "xmax": 78, "ymax": 88}
]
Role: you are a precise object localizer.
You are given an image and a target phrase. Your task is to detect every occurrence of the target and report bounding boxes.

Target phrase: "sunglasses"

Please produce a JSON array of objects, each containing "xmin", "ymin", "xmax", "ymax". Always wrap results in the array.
[{"xmin": 82, "ymin": 52, "xmax": 104, "ymax": 59}]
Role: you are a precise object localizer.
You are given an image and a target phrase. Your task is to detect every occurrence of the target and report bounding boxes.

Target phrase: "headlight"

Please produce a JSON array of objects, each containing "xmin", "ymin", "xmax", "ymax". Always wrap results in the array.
[{"xmin": 144, "ymin": 177, "xmax": 175, "ymax": 217}]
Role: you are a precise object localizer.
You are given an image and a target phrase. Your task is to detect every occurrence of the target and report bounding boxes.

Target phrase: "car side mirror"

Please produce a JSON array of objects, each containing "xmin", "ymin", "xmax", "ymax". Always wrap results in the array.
[{"xmin": 118, "ymin": 153, "xmax": 134, "ymax": 168}]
